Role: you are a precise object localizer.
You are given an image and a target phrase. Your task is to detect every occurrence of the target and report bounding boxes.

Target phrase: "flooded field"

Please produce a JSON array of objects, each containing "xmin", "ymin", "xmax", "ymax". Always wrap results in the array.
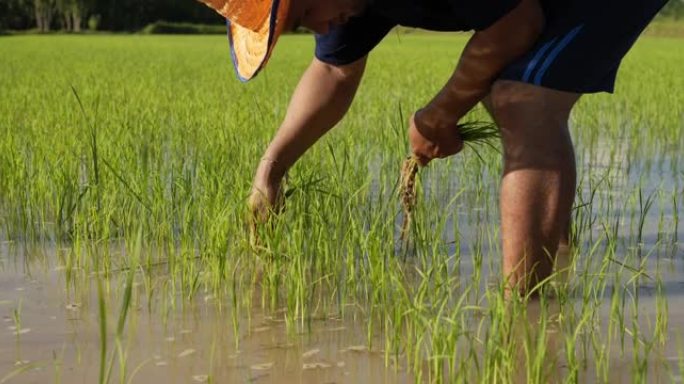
[
  {"xmin": 0, "ymin": 257, "xmax": 409, "ymax": 383},
  {"xmin": 3, "ymin": 241, "xmax": 683, "ymax": 383},
  {"xmin": 1, "ymin": 34, "xmax": 683, "ymax": 383}
]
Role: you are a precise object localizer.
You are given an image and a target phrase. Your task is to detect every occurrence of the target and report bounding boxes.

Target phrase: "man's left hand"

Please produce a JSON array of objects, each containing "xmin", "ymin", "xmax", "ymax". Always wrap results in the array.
[{"xmin": 409, "ymin": 107, "xmax": 463, "ymax": 166}]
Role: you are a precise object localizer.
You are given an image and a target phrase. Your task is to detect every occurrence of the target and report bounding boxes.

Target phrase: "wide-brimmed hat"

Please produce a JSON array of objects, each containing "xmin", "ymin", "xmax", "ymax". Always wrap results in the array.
[{"xmin": 200, "ymin": 0, "xmax": 290, "ymax": 81}]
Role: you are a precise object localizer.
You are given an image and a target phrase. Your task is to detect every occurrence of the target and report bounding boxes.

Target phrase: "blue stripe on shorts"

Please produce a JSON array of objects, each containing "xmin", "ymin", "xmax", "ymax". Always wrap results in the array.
[{"xmin": 520, "ymin": 24, "xmax": 585, "ymax": 86}]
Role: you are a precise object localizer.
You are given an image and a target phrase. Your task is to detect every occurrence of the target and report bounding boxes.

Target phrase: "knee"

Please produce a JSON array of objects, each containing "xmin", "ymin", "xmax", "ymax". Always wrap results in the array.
[
  {"xmin": 489, "ymin": 80, "xmax": 578, "ymax": 168},
  {"xmin": 491, "ymin": 81, "xmax": 546, "ymax": 130},
  {"xmin": 489, "ymin": 80, "xmax": 577, "ymax": 131},
  {"xmin": 489, "ymin": 81, "xmax": 524, "ymax": 123}
]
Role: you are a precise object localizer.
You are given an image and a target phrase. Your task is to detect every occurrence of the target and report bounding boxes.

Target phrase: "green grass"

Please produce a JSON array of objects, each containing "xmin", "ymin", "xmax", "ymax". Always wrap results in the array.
[
  {"xmin": 645, "ymin": 19, "xmax": 684, "ymax": 37},
  {"xmin": 0, "ymin": 33, "xmax": 683, "ymax": 382}
]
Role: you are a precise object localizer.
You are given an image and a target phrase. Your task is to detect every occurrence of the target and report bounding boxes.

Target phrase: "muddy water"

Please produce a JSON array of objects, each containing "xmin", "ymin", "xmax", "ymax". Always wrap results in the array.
[
  {"xmin": 2, "ymin": 241, "xmax": 684, "ymax": 383},
  {"xmin": 2, "ymin": 243, "xmax": 684, "ymax": 382},
  {"xmin": 0, "ymin": 253, "xmax": 412, "ymax": 383}
]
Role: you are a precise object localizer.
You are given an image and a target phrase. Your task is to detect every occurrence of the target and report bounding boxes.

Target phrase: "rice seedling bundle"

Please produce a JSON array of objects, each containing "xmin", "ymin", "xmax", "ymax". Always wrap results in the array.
[{"xmin": 400, "ymin": 121, "xmax": 500, "ymax": 242}]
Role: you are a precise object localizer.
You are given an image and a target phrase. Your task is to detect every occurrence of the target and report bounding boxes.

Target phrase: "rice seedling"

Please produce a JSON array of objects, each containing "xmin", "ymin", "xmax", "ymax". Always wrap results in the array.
[{"xmin": 0, "ymin": 33, "xmax": 682, "ymax": 383}]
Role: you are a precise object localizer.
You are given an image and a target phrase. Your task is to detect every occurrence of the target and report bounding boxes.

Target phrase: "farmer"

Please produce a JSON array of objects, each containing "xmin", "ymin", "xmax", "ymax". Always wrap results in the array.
[{"xmin": 199, "ymin": 0, "xmax": 669, "ymax": 293}]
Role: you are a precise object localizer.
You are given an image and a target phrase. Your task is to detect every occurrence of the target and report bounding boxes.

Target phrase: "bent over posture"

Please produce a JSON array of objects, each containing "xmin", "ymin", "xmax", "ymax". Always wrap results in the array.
[{"xmin": 200, "ymin": 0, "xmax": 669, "ymax": 293}]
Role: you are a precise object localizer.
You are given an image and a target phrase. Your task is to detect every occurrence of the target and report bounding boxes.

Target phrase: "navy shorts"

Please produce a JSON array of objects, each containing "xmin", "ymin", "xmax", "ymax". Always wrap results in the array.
[{"xmin": 499, "ymin": 0, "xmax": 670, "ymax": 93}]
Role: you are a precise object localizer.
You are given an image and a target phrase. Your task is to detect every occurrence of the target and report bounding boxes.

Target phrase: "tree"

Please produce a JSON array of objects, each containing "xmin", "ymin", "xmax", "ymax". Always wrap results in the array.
[
  {"xmin": 33, "ymin": 0, "xmax": 56, "ymax": 31},
  {"xmin": 660, "ymin": 0, "xmax": 684, "ymax": 20},
  {"xmin": 56, "ymin": 0, "xmax": 91, "ymax": 32},
  {"xmin": 0, "ymin": 0, "xmax": 33, "ymax": 31}
]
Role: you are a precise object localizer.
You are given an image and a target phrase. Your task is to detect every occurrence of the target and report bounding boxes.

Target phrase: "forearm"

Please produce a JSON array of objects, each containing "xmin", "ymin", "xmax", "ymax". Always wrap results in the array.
[
  {"xmin": 425, "ymin": 0, "xmax": 544, "ymax": 124},
  {"xmin": 262, "ymin": 57, "xmax": 366, "ymax": 178}
]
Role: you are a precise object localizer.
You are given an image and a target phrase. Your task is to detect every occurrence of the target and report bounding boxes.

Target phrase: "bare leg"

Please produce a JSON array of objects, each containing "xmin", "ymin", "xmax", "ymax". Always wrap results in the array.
[
  {"xmin": 489, "ymin": 81, "xmax": 580, "ymax": 294},
  {"xmin": 483, "ymin": 95, "xmax": 573, "ymax": 251}
]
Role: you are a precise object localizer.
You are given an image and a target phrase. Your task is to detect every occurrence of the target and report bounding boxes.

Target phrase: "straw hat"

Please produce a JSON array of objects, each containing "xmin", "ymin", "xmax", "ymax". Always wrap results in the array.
[{"xmin": 200, "ymin": 0, "xmax": 290, "ymax": 81}]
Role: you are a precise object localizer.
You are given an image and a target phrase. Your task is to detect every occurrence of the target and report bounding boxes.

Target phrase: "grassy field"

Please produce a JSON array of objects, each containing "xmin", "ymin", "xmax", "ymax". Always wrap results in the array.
[{"xmin": 0, "ymin": 34, "xmax": 683, "ymax": 383}]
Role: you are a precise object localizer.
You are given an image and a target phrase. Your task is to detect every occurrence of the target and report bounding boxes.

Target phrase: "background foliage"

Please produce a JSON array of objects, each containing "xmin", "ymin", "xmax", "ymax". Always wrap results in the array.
[
  {"xmin": 0, "ymin": 0, "xmax": 220, "ymax": 32},
  {"xmin": 0, "ymin": 0, "xmax": 683, "ymax": 33}
]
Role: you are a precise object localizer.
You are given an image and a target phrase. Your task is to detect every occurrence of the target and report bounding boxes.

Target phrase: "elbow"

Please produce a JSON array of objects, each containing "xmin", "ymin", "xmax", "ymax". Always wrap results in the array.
[
  {"xmin": 519, "ymin": 0, "xmax": 545, "ymax": 50},
  {"xmin": 471, "ymin": 0, "xmax": 546, "ymax": 61},
  {"xmin": 526, "ymin": 6, "xmax": 545, "ymax": 42},
  {"xmin": 488, "ymin": 0, "xmax": 546, "ymax": 54},
  {"xmin": 502, "ymin": 8, "xmax": 544, "ymax": 59}
]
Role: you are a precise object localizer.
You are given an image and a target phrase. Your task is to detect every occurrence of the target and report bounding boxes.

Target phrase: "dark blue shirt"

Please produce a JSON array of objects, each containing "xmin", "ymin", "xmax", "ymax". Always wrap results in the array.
[{"xmin": 315, "ymin": 0, "xmax": 521, "ymax": 65}]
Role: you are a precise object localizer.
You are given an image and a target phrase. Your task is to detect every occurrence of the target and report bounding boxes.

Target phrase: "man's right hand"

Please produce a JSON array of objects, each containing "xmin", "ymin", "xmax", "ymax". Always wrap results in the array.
[{"xmin": 247, "ymin": 57, "xmax": 367, "ymax": 225}]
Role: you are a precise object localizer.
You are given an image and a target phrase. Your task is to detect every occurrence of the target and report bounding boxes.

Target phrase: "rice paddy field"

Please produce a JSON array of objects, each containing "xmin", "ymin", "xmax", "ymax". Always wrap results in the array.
[{"xmin": 0, "ymin": 32, "xmax": 683, "ymax": 383}]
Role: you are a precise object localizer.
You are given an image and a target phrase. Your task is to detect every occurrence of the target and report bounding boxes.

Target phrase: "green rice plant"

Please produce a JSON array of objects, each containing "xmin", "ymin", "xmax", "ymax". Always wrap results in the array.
[
  {"xmin": 637, "ymin": 188, "xmax": 657, "ymax": 247},
  {"xmin": 0, "ymin": 33, "xmax": 682, "ymax": 383},
  {"xmin": 0, "ymin": 362, "xmax": 41, "ymax": 384},
  {"xmin": 11, "ymin": 299, "xmax": 22, "ymax": 336},
  {"xmin": 673, "ymin": 190, "xmax": 679, "ymax": 244},
  {"xmin": 677, "ymin": 335, "xmax": 684, "ymax": 384},
  {"xmin": 96, "ymin": 247, "xmax": 108, "ymax": 384}
]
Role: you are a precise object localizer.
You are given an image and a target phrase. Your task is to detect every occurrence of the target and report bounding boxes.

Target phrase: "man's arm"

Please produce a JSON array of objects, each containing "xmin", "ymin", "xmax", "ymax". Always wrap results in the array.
[
  {"xmin": 410, "ymin": 0, "xmax": 544, "ymax": 164},
  {"xmin": 250, "ymin": 56, "xmax": 367, "ymax": 216},
  {"xmin": 261, "ymin": 57, "xmax": 366, "ymax": 174}
]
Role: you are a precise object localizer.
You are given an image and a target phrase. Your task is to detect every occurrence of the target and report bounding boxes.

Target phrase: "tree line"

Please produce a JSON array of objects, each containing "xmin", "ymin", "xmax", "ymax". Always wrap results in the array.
[
  {"xmin": 0, "ymin": 0, "xmax": 220, "ymax": 32},
  {"xmin": 1, "ymin": 0, "xmax": 683, "ymax": 33}
]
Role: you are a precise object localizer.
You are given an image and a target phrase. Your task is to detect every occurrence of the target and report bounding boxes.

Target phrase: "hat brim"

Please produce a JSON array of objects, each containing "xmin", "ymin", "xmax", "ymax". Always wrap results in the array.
[{"xmin": 226, "ymin": 0, "xmax": 289, "ymax": 82}]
